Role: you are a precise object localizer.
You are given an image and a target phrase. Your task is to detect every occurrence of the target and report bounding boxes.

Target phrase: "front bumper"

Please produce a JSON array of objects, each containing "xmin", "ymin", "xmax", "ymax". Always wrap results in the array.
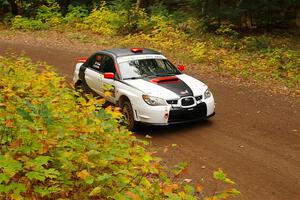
[
  {"xmin": 144, "ymin": 111, "xmax": 215, "ymax": 126},
  {"xmin": 134, "ymin": 96, "xmax": 215, "ymax": 125}
]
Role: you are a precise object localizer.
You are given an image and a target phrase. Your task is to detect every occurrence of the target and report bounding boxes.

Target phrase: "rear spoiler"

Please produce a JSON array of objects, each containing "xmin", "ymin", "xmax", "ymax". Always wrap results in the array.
[{"xmin": 77, "ymin": 57, "xmax": 88, "ymax": 63}]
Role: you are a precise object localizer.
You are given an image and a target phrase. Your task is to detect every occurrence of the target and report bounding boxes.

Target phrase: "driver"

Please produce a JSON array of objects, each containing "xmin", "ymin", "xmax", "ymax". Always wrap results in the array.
[{"xmin": 93, "ymin": 55, "xmax": 102, "ymax": 70}]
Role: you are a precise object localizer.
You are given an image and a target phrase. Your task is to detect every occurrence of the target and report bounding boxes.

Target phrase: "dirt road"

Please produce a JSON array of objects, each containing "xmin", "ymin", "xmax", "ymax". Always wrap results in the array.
[{"xmin": 1, "ymin": 40, "xmax": 299, "ymax": 200}]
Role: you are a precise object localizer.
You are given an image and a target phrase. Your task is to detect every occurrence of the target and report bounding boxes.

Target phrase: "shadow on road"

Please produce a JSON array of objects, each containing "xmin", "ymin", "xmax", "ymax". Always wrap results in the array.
[{"xmin": 135, "ymin": 119, "xmax": 214, "ymax": 137}]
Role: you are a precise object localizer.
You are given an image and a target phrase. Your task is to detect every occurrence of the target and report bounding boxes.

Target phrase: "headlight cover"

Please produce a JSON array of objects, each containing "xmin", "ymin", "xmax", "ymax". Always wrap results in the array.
[
  {"xmin": 204, "ymin": 88, "xmax": 212, "ymax": 99},
  {"xmin": 142, "ymin": 95, "xmax": 167, "ymax": 106}
]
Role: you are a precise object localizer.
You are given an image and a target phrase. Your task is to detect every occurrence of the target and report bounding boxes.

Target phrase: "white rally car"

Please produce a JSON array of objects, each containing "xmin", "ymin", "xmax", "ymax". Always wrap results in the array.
[{"xmin": 73, "ymin": 48, "xmax": 215, "ymax": 130}]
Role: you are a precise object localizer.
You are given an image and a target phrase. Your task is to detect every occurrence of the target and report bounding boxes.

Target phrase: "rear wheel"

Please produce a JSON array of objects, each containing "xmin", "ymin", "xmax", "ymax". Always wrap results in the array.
[
  {"xmin": 122, "ymin": 101, "xmax": 137, "ymax": 131},
  {"xmin": 75, "ymin": 81, "xmax": 90, "ymax": 96}
]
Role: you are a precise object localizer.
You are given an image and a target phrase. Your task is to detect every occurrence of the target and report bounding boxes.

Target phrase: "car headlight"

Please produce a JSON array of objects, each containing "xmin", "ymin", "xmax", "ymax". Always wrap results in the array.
[
  {"xmin": 142, "ymin": 95, "xmax": 167, "ymax": 106},
  {"xmin": 204, "ymin": 88, "xmax": 212, "ymax": 99}
]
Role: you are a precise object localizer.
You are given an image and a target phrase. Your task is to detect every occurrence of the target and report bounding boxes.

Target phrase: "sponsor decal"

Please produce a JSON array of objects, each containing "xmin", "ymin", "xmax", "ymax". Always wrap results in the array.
[{"xmin": 117, "ymin": 54, "xmax": 167, "ymax": 63}]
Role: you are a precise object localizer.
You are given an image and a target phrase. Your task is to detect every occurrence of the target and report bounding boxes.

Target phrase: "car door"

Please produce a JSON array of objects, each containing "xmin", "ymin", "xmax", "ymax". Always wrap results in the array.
[
  {"xmin": 84, "ymin": 54, "xmax": 103, "ymax": 95},
  {"xmin": 101, "ymin": 55, "xmax": 117, "ymax": 103}
]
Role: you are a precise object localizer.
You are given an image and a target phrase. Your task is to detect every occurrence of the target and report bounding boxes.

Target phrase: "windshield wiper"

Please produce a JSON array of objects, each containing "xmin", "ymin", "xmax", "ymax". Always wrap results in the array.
[
  {"xmin": 123, "ymin": 77, "xmax": 143, "ymax": 80},
  {"xmin": 145, "ymin": 75, "xmax": 159, "ymax": 78},
  {"xmin": 157, "ymin": 73, "xmax": 176, "ymax": 77}
]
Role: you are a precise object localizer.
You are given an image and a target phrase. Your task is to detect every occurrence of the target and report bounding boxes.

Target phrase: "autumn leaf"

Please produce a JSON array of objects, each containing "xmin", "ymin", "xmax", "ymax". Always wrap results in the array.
[
  {"xmin": 163, "ymin": 184, "xmax": 179, "ymax": 195},
  {"xmin": 104, "ymin": 91, "xmax": 112, "ymax": 97},
  {"xmin": 77, "ymin": 170, "xmax": 90, "ymax": 180},
  {"xmin": 152, "ymin": 162, "xmax": 160, "ymax": 169},
  {"xmin": 125, "ymin": 191, "xmax": 141, "ymax": 200},
  {"xmin": 9, "ymin": 139, "xmax": 22, "ymax": 148},
  {"xmin": 89, "ymin": 187, "xmax": 102, "ymax": 196},
  {"xmin": 196, "ymin": 185, "xmax": 204, "ymax": 193},
  {"xmin": 5, "ymin": 119, "xmax": 14, "ymax": 128},
  {"xmin": 213, "ymin": 169, "xmax": 235, "ymax": 184}
]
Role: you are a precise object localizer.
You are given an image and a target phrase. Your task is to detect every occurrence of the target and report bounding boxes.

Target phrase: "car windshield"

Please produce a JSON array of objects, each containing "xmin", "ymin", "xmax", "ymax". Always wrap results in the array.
[{"xmin": 118, "ymin": 58, "xmax": 180, "ymax": 80}]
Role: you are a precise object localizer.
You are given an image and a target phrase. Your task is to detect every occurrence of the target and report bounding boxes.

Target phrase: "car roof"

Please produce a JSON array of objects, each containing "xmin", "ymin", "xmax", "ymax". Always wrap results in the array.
[{"xmin": 100, "ymin": 48, "xmax": 162, "ymax": 58}]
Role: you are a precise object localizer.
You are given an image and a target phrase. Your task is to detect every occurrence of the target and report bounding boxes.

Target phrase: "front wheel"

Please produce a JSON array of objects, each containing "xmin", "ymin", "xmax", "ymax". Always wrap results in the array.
[{"xmin": 122, "ymin": 101, "xmax": 137, "ymax": 131}]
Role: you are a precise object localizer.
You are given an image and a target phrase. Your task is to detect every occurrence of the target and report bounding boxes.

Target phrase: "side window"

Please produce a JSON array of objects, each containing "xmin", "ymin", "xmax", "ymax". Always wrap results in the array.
[
  {"xmin": 91, "ymin": 54, "xmax": 103, "ymax": 71},
  {"xmin": 101, "ymin": 55, "xmax": 116, "ymax": 73},
  {"xmin": 85, "ymin": 53, "xmax": 103, "ymax": 72}
]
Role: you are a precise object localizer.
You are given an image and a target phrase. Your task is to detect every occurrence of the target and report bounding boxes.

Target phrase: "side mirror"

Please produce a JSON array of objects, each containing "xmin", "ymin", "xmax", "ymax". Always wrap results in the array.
[
  {"xmin": 177, "ymin": 65, "xmax": 185, "ymax": 71},
  {"xmin": 104, "ymin": 72, "xmax": 114, "ymax": 79}
]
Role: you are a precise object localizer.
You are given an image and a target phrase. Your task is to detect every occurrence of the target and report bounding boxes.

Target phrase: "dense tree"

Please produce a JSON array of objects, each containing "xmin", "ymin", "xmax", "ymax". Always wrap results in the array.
[{"xmin": 0, "ymin": 0, "xmax": 299, "ymax": 31}]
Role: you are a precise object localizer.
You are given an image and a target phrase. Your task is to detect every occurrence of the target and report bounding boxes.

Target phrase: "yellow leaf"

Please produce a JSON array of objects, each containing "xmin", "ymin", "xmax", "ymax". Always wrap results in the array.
[
  {"xmin": 115, "ymin": 157, "xmax": 128, "ymax": 164},
  {"xmin": 77, "ymin": 170, "xmax": 90, "ymax": 180},
  {"xmin": 104, "ymin": 91, "xmax": 112, "ymax": 97},
  {"xmin": 163, "ymin": 184, "xmax": 179, "ymax": 195},
  {"xmin": 196, "ymin": 185, "xmax": 204, "ymax": 192},
  {"xmin": 89, "ymin": 187, "xmax": 101, "ymax": 196},
  {"xmin": 38, "ymin": 144, "xmax": 49, "ymax": 154},
  {"xmin": 125, "ymin": 191, "xmax": 141, "ymax": 200},
  {"xmin": 10, "ymin": 193, "xmax": 23, "ymax": 200}
]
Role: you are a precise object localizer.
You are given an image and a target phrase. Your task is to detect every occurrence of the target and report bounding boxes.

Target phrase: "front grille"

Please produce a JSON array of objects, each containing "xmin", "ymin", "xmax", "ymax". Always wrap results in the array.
[
  {"xmin": 168, "ymin": 102, "xmax": 207, "ymax": 123},
  {"xmin": 181, "ymin": 97, "xmax": 195, "ymax": 106},
  {"xmin": 167, "ymin": 100, "xmax": 178, "ymax": 104}
]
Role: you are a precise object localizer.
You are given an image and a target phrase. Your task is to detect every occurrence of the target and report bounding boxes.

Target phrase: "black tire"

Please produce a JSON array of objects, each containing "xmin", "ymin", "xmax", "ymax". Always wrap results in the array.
[
  {"xmin": 75, "ymin": 81, "xmax": 84, "ymax": 92},
  {"xmin": 122, "ymin": 101, "xmax": 137, "ymax": 131},
  {"xmin": 75, "ymin": 81, "xmax": 90, "ymax": 96}
]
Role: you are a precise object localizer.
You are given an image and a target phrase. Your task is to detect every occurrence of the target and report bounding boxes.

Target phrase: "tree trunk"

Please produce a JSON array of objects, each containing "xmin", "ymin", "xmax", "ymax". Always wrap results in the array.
[
  {"xmin": 217, "ymin": 0, "xmax": 221, "ymax": 27},
  {"xmin": 10, "ymin": 1, "xmax": 19, "ymax": 15},
  {"xmin": 136, "ymin": 0, "xmax": 143, "ymax": 9}
]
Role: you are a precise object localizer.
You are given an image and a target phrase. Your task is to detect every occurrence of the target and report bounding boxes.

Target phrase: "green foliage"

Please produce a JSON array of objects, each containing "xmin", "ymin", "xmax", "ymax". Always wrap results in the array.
[
  {"xmin": 64, "ymin": 5, "xmax": 88, "ymax": 25},
  {"xmin": 77, "ymin": 2, "xmax": 126, "ymax": 35},
  {"xmin": 11, "ymin": 1, "xmax": 63, "ymax": 30},
  {"xmin": 203, "ymin": 169, "xmax": 241, "ymax": 200},
  {"xmin": 35, "ymin": 1, "xmax": 63, "ymax": 27},
  {"xmin": 202, "ymin": 35, "xmax": 300, "ymax": 87},
  {"xmin": 0, "ymin": 55, "xmax": 240, "ymax": 199},
  {"xmin": 216, "ymin": 24, "xmax": 239, "ymax": 38},
  {"xmin": 2, "ymin": 12, "xmax": 14, "ymax": 25},
  {"xmin": 242, "ymin": 35, "xmax": 271, "ymax": 51},
  {"xmin": 11, "ymin": 16, "xmax": 48, "ymax": 30},
  {"xmin": 192, "ymin": 42, "xmax": 207, "ymax": 61},
  {"xmin": 120, "ymin": 13, "xmax": 188, "ymax": 54},
  {"xmin": 7, "ymin": 0, "xmax": 299, "ymax": 89}
]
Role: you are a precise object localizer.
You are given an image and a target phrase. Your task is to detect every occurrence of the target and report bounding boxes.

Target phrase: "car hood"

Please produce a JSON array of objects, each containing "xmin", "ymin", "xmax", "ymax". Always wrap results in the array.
[{"xmin": 123, "ymin": 74, "xmax": 208, "ymax": 99}]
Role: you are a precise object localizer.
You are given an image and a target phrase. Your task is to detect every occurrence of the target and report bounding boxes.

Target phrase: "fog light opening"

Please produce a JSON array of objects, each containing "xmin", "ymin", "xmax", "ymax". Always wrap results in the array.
[{"xmin": 164, "ymin": 113, "xmax": 169, "ymax": 119}]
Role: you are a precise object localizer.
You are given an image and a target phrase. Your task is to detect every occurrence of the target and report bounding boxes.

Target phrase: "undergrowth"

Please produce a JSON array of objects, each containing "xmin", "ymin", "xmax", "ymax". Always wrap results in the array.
[{"xmin": 0, "ymin": 55, "xmax": 240, "ymax": 199}]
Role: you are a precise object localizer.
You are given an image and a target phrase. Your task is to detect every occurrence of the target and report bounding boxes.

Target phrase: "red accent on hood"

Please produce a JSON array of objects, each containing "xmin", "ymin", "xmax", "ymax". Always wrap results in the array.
[
  {"xmin": 77, "ymin": 57, "xmax": 88, "ymax": 63},
  {"xmin": 150, "ymin": 76, "xmax": 179, "ymax": 84}
]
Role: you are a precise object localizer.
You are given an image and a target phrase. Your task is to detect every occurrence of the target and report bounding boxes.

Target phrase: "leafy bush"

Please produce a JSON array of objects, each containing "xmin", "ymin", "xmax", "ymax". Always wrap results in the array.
[
  {"xmin": 216, "ymin": 24, "xmax": 239, "ymax": 38},
  {"xmin": 242, "ymin": 35, "xmax": 271, "ymax": 52},
  {"xmin": 120, "ymin": 14, "xmax": 188, "ymax": 53},
  {"xmin": 204, "ymin": 36, "xmax": 300, "ymax": 87},
  {"xmin": 77, "ymin": 3, "xmax": 126, "ymax": 36},
  {"xmin": 2, "ymin": 13, "xmax": 14, "ymax": 25},
  {"xmin": 35, "ymin": 2, "xmax": 63, "ymax": 27},
  {"xmin": 11, "ymin": 2, "xmax": 63, "ymax": 30},
  {"xmin": 11, "ymin": 16, "xmax": 48, "ymax": 30},
  {"xmin": 192, "ymin": 42, "xmax": 207, "ymax": 61},
  {"xmin": 0, "ymin": 55, "xmax": 240, "ymax": 199},
  {"xmin": 64, "ymin": 5, "xmax": 88, "ymax": 26}
]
